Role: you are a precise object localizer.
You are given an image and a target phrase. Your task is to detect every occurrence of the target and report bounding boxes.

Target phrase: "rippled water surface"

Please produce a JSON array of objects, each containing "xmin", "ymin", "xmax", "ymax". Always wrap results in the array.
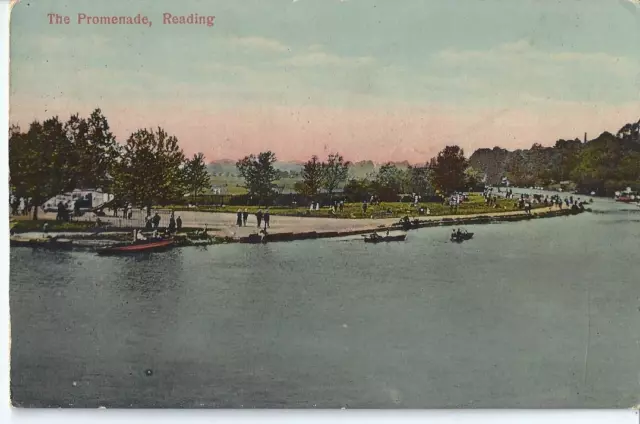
[{"xmin": 10, "ymin": 198, "xmax": 640, "ymax": 408}]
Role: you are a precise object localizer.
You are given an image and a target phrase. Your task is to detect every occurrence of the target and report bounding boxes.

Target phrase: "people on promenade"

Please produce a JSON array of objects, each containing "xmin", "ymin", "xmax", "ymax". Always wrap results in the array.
[
  {"xmin": 243, "ymin": 209, "xmax": 249, "ymax": 226},
  {"xmin": 176, "ymin": 216, "xmax": 182, "ymax": 232},
  {"xmin": 264, "ymin": 209, "xmax": 271, "ymax": 228},
  {"xmin": 152, "ymin": 212, "xmax": 161, "ymax": 230},
  {"xmin": 236, "ymin": 209, "xmax": 243, "ymax": 226},
  {"xmin": 168, "ymin": 213, "xmax": 176, "ymax": 234},
  {"xmin": 256, "ymin": 209, "xmax": 263, "ymax": 228}
]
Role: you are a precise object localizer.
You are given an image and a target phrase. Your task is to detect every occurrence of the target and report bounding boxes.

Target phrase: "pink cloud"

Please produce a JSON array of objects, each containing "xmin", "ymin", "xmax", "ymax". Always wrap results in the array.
[{"xmin": 10, "ymin": 100, "xmax": 640, "ymax": 163}]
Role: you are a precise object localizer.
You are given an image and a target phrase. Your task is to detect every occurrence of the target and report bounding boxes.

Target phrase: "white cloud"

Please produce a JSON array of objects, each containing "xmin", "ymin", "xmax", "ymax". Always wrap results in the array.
[
  {"xmin": 228, "ymin": 36, "xmax": 290, "ymax": 53},
  {"xmin": 435, "ymin": 39, "xmax": 637, "ymax": 70},
  {"xmin": 282, "ymin": 51, "xmax": 374, "ymax": 67}
]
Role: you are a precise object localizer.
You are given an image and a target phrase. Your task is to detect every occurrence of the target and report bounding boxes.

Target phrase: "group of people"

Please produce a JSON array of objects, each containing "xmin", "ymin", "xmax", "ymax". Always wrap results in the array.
[
  {"xmin": 447, "ymin": 193, "xmax": 467, "ymax": 212},
  {"xmin": 237, "ymin": 209, "xmax": 271, "ymax": 229},
  {"xmin": 143, "ymin": 211, "xmax": 182, "ymax": 234}
]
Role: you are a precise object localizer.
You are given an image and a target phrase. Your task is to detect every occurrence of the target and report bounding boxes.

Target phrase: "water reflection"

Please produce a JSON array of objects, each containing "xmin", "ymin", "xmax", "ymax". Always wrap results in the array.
[{"xmin": 9, "ymin": 199, "xmax": 640, "ymax": 408}]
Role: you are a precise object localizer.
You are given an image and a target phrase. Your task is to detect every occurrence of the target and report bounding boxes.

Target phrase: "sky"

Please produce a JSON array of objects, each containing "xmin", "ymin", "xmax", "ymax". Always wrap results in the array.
[{"xmin": 9, "ymin": 0, "xmax": 640, "ymax": 163}]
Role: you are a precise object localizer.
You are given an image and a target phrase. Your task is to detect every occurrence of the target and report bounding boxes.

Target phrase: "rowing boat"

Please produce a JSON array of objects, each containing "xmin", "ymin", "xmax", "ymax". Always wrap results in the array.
[
  {"xmin": 451, "ymin": 232, "xmax": 474, "ymax": 243},
  {"xmin": 96, "ymin": 239, "xmax": 174, "ymax": 255},
  {"xmin": 364, "ymin": 234, "xmax": 407, "ymax": 243}
]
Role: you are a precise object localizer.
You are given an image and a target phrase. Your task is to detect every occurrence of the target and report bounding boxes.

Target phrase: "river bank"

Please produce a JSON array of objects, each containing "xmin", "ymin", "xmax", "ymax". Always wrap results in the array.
[{"xmin": 9, "ymin": 206, "xmax": 584, "ymax": 250}]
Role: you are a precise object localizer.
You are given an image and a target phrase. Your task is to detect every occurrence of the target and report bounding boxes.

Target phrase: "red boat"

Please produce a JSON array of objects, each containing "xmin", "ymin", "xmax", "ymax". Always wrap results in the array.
[
  {"xmin": 615, "ymin": 196, "xmax": 634, "ymax": 203},
  {"xmin": 97, "ymin": 239, "xmax": 174, "ymax": 255}
]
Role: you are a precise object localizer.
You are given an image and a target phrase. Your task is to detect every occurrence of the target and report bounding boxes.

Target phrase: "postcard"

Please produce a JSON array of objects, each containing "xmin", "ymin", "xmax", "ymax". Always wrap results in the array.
[{"xmin": 8, "ymin": 0, "xmax": 640, "ymax": 409}]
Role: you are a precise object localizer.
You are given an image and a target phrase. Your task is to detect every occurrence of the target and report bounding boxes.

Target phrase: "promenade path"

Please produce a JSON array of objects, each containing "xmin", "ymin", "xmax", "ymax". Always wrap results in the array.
[{"xmin": 43, "ymin": 206, "xmax": 555, "ymax": 239}]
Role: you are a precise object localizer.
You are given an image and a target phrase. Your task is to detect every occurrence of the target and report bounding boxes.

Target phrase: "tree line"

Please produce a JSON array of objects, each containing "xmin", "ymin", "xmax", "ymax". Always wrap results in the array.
[
  {"xmin": 469, "ymin": 117, "xmax": 640, "ymax": 195},
  {"xmin": 235, "ymin": 145, "xmax": 479, "ymax": 204},
  {"xmin": 9, "ymin": 109, "xmax": 211, "ymax": 219}
]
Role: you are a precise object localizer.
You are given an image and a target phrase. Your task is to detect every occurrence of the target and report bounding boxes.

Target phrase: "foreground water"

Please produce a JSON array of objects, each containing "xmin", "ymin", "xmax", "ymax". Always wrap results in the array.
[{"xmin": 10, "ymin": 197, "xmax": 640, "ymax": 408}]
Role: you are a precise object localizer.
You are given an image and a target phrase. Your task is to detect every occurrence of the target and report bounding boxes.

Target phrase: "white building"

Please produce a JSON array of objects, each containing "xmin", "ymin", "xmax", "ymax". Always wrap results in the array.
[{"xmin": 43, "ymin": 189, "xmax": 113, "ymax": 212}]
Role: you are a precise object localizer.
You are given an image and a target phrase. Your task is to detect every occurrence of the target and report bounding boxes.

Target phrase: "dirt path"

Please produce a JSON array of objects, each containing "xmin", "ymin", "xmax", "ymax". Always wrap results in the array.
[{"xmin": 66, "ymin": 206, "xmax": 554, "ymax": 238}]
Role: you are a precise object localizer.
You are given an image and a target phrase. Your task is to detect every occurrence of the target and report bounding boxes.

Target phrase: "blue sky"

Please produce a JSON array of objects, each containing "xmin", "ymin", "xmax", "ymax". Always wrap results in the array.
[{"xmin": 9, "ymin": 0, "xmax": 640, "ymax": 162}]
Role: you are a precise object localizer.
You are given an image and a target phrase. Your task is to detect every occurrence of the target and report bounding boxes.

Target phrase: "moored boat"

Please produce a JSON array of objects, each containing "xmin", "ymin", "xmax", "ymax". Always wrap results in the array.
[
  {"xmin": 96, "ymin": 239, "xmax": 174, "ymax": 255},
  {"xmin": 364, "ymin": 234, "xmax": 407, "ymax": 243}
]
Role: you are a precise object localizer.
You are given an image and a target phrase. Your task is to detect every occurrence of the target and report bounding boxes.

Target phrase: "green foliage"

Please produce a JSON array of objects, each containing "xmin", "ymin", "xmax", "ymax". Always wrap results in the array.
[
  {"xmin": 470, "ymin": 117, "xmax": 640, "ymax": 194},
  {"xmin": 65, "ymin": 108, "xmax": 120, "ymax": 190},
  {"xmin": 431, "ymin": 145, "xmax": 468, "ymax": 194},
  {"xmin": 371, "ymin": 163, "xmax": 407, "ymax": 200},
  {"xmin": 297, "ymin": 155, "xmax": 324, "ymax": 197},
  {"xmin": 406, "ymin": 165, "xmax": 433, "ymax": 195},
  {"xmin": 322, "ymin": 153, "xmax": 350, "ymax": 198},
  {"xmin": 183, "ymin": 152, "xmax": 211, "ymax": 201},
  {"xmin": 343, "ymin": 178, "xmax": 371, "ymax": 201},
  {"xmin": 464, "ymin": 166, "xmax": 484, "ymax": 188},
  {"xmin": 112, "ymin": 127, "xmax": 186, "ymax": 210},
  {"xmin": 236, "ymin": 151, "xmax": 279, "ymax": 203},
  {"xmin": 9, "ymin": 118, "xmax": 76, "ymax": 219}
]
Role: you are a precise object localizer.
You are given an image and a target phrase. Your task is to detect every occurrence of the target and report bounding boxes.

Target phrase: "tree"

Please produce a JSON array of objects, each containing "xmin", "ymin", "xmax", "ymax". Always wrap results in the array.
[
  {"xmin": 112, "ymin": 127, "xmax": 186, "ymax": 212},
  {"xmin": 464, "ymin": 166, "xmax": 484, "ymax": 189},
  {"xmin": 406, "ymin": 165, "xmax": 432, "ymax": 195},
  {"xmin": 431, "ymin": 145, "xmax": 469, "ymax": 194},
  {"xmin": 236, "ymin": 151, "xmax": 278, "ymax": 204},
  {"xmin": 9, "ymin": 118, "xmax": 75, "ymax": 219},
  {"xmin": 372, "ymin": 163, "xmax": 406, "ymax": 200},
  {"xmin": 322, "ymin": 153, "xmax": 350, "ymax": 199},
  {"xmin": 65, "ymin": 108, "xmax": 120, "ymax": 190},
  {"xmin": 184, "ymin": 152, "xmax": 211, "ymax": 202},
  {"xmin": 296, "ymin": 155, "xmax": 324, "ymax": 197},
  {"xmin": 343, "ymin": 178, "xmax": 371, "ymax": 202}
]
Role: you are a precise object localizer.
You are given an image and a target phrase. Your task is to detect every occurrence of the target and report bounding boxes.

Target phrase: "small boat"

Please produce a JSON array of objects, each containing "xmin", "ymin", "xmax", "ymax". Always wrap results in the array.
[
  {"xmin": 97, "ymin": 239, "xmax": 174, "ymax": 255},
  {"xmin": 450, "ymin": 232, "xmax": 474, "ymax": 243},
  {"xmin": 364, "ymin": 234, "xmax": 407, "ymax": 243}
]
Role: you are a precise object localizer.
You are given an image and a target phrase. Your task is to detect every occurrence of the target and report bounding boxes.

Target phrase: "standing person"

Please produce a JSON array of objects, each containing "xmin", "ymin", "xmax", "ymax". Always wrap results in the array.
[
  {"xmin": 176, "ymin": 216, "xmax": 182, "ymax": 232},
  {"xmin": 256, "ymin": 209, "xmax": 263, "ymax": 228},
  {"xmin": 152, "ymin": 212, "xmax": 161, "ymax": 230},
  {"xmin": 362, "ymin": 200, "xmax": 368, "ymax": 215},
  {"xmin": 243, "ymin": 209, "xmax": 249, "ymax": 226},
  {"xmin": 339, "ymin": 200, "xmax": 344, "ymax": 212},
  {"xmin": 264, "ymin": 209, "xmax": 271, "ymax": 228},
  {"xmin": 236, "ymin": 209, "xmax": 243, "ymax": 227},
  {"xmin": 168, "ymin": 213, "xmax": 176, "ymax": 234}
]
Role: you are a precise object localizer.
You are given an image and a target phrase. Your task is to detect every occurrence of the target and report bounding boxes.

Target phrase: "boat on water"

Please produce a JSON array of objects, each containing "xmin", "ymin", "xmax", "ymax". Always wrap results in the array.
[
  {"xmin": 96, "ymin": 239, "xmax": 174, "ymax": 255},
  {"xmin": 451, "ymin": 231, "xmax": 474, "ymax": 243},
  {"xmin": 10, "ymin": 236, "xmax": 74, "ymax": 250},
  {"xmin": 364, "ymin": 234, "xmax": 407, "ymax": 243}
]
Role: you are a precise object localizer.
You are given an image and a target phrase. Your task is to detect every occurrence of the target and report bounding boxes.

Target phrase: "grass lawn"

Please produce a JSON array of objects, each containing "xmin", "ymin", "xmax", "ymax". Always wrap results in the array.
[
  {"xmin": 165, "ymin": 194, "xmax": 543, "ymax": 219},
  {"xmin": 10, "ymin": 219, "xmax": 99, "ymax": 233}
]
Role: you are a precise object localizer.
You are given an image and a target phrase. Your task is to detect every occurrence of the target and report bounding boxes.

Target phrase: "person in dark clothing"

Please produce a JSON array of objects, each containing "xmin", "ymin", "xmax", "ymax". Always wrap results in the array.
[
  {"xmin": 152, "ymin": 212, "xmax": 161, "ymax": 230},
  {"xmin": 57, "ymin": 201, "xmax": 66, "ymax": 221},
  {"xmin": 176, "ymin": 216, "xmax": 182, "ymax": 232},
  {"xmin": 264, "ymin": 209, "xmax": 270, "ymax": 228},
  {"xmin": 168, "ymin": 214, "xmax": 176, "ymax": 233},
  {"xmin": 236, "ymin": 209, "xmax": 243, "ymax": 226},
  {"xmin": 243, "ymin": 209, "xmax": 249, "ymax": 226},
  {"xmin": 256, "ymin": 209, "xmax": 263, "ymax": 228}
]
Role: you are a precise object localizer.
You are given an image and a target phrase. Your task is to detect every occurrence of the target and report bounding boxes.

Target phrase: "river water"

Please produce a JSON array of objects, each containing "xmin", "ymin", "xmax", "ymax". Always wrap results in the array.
[{"xmin": 9, "ymin": 196, "xmax": 640, "ymax": 408}]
